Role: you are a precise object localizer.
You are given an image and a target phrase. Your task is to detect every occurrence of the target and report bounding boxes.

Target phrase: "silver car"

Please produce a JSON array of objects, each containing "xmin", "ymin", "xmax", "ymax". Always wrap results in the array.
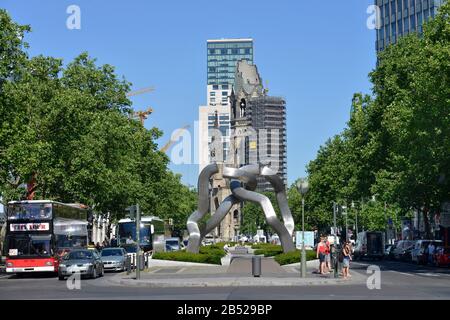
[
  {"xmin": 100, "ymin": 248, "xmax": 127, "ymax": 271},
  {"xmin": 58, "ymin": 249, "xmax": 104, "ymax": 280}
]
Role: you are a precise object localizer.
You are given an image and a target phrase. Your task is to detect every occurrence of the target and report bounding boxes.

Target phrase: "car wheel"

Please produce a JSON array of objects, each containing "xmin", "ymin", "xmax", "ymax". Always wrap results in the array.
[
  {"xmin": 58, "ymin": 274, "xmax": 65, "ymax": 281},
  {"xmin": 100, "ymin": 267, "xmax": 104, "ymax": 277},
  {"xmin": 92, "ymin": 267, "xmax": 97, "ymax": 279}
]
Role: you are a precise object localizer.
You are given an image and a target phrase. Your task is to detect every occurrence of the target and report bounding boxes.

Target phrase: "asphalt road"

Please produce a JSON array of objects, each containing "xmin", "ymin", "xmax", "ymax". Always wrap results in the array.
[{"xmin": 0, "ymin": 260, "xmax": 449, "ymax": 300}]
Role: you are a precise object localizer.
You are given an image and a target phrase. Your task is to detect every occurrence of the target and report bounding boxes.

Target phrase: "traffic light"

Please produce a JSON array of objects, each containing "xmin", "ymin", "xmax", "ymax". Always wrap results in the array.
[{"xmin": 125, "ymin": 205, "xmax": 136, "ymax": 219}]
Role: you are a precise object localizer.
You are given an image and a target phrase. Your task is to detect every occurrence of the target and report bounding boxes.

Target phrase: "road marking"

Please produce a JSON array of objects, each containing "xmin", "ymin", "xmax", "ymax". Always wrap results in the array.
[{"xmin": 389, "ymin": 271, "xmax": 414, "ymax": 277}]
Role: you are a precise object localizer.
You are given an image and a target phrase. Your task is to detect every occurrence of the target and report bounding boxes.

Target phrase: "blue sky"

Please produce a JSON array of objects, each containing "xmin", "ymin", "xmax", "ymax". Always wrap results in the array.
[{"xmin": 1, "ymin": 0, "xmax": 376, "ymax": 192}]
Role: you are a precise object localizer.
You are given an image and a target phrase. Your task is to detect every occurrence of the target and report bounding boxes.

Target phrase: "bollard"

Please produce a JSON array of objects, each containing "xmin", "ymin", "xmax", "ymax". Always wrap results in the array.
[
  {"xmin": 126, "ymin": 256, "xmax": 131, "ymax": 275},
  {"xmin": 252, "ymin": 256, "xmax": 261, "ymax": 277},
  {"xmin": 139, "ymin": 253, "xmax": 145, "ymax": 271}
]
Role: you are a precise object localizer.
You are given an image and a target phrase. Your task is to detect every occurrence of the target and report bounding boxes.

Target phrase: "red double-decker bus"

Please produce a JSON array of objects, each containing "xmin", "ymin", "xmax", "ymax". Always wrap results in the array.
[{"xmin": 3, "ymin": 200, "xmax": 91, "ymax": 275}]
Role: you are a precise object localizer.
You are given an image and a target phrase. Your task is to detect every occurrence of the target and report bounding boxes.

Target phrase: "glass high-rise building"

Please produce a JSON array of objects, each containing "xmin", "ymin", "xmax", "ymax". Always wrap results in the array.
[
  {"xmin": 376, "ymin": 0, "xmax": 444, "ymax": 52},
  {"xmin": 207, "ymin": 38, "xmax": 253, "ymax": 86}
]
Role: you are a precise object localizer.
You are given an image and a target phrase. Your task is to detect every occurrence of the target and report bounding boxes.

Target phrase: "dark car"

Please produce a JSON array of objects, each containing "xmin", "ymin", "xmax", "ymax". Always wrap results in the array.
[
  {"xmin": 393, "ymin": 240, "xmax": 415, "ymax": 261},
  {"xmin": 58, "ymin": 249, "xmax": 104, "ymax": 280}
]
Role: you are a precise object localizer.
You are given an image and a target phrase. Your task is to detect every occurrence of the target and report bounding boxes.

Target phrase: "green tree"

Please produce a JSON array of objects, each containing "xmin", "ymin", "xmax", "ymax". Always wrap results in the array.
[{"xmin": 0, "ymin": 10, "xmax": 197, "ymax": 234}]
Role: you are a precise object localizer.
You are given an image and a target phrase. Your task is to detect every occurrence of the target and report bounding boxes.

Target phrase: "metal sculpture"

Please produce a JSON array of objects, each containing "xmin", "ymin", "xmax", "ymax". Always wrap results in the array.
[{"xmin": 186, "ymin": 163, "xmax": 296, "ymax": 254}]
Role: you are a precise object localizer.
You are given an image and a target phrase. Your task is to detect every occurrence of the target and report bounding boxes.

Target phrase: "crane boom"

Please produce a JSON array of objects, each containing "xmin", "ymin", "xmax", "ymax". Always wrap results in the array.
[
  {"xmin": 126, "ymin": 86, "xmax": 155, "ymax": 97},
  {"xmin": 160, "ymin": 125, "xmax": 190, "ymax": 153}
]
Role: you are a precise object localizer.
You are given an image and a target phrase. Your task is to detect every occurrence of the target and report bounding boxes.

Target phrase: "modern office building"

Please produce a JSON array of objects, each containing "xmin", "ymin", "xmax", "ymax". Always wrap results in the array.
[
  {"xmin": 376, "ymin": 0, "xmax": 444, "ymax": 52},
  {"xmin": 230, "ymin": 60, "xmax": 288, "ymax": 192},
  {"xmin": 207, "ymin": 38, "xmax": 253, "ymax": 86}
]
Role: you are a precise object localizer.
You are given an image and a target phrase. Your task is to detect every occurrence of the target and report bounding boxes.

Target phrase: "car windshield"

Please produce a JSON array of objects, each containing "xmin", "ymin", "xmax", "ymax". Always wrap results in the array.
[
  {"xmin": 122, "ymin": 245, "xmax": 137, "ymax": 253},
  {"xmin": 101, "ymin": 249, "xmax": 123, "ymax": 257},
  {"xmin": 65, "ymin": 250, "xmax": 93, "ymax": 260}
]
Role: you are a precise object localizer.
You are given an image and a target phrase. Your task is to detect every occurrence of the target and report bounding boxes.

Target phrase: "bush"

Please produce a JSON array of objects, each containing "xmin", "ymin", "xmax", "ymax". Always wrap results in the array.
[
  {"xmin": 251, "ymin": 243, "xmax": 282, "ymax": 250},
  {"xmin": 253, "ymin": 247, "xmax": 283, "ymax": 257},
  {"xmin": 152, "ymin": 246, "xmax": 226, "ymax": 265},
  {"xmin": 215, "ymin": 242, "xmax": 237, "ymax": 248},
  {"xmin": 274, "ymin": 250, "xmax": 317, "ymax": 265}
]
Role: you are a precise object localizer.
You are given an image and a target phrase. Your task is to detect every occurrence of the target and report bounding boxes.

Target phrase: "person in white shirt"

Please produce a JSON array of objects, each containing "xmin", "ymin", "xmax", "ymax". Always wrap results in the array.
[{"xmin": 428, "ymin": 243, "xmax": 435, "ymax": 265}]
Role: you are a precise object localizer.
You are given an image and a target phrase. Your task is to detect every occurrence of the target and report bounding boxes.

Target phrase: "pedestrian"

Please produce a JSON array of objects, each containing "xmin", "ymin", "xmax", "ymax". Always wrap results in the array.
[
  {"xmin": 95, "ymin": 242, "xmax": 102, "ymax": 251},
  {"xmin": 110, "ymin": 236, "xmax": 117, "ymax": 247},
  {"xmin": 341, "ymin": 241, "xmax": 352, "ymax": 279},
  {"xmin": 325, "ymin": 237, "xmax": 331, "ymax": 273},
  {"xmin": 316, "ymin": 236, "xmax": 327, "ymax": 275},
  {"xmin": 428, "ymin": 242, "xmax": 435, "ymax": 265},
  {"xmin": 126, "ymin": 236, "xmax": 134, "ymax": 244}
]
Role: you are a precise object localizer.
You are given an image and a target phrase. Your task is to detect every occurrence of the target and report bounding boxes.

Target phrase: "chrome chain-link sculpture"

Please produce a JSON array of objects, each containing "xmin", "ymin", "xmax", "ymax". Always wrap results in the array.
[{"xmin": 186, "ymin": 163, "xmax": 296, "ymax": 254}]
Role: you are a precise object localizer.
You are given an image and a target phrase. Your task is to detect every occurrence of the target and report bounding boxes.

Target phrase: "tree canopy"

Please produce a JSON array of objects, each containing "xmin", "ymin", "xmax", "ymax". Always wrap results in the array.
[
  {"xmin": 304, "ymin": 2, "xmax": 450, "ymax": 237},
  {"xmin": 0, "ymin": 9, "xmax": 196, "ymax": 232}
]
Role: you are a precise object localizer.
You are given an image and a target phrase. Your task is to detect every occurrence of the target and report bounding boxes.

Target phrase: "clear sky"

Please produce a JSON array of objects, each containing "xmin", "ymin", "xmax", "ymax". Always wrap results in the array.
[{"xmin": 1, "ymin": 0, "xmax": 377, "ymax": 190}]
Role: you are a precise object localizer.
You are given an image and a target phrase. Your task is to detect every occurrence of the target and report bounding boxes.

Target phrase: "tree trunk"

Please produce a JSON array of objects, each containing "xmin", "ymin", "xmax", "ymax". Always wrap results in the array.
[{"xmin": 422, "ymin": 206, "xmax": 432, "ymax": 239}]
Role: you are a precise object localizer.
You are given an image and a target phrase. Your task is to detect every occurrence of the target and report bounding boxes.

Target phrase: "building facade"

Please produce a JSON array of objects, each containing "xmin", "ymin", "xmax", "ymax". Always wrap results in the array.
[
  {"xmin": 230, "ymin": 60, "xmax": 288, "ymax": 192},
  {"xmin": 376, "ymin": 0, "xmax": 444, "ymax": 52},
  {"xmin": 198, "ymin": 38, "xmax": 254, "ymax": 241},
  {"xmin": 207, "ymin": 38, "xmax": 253, "ymax": 86}
]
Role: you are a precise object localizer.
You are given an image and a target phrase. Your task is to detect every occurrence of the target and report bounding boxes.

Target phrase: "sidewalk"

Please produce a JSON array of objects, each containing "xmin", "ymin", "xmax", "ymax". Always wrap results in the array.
[{"xmin": 108, "ymin": 258, "xmax": 366, "ymax": 288}]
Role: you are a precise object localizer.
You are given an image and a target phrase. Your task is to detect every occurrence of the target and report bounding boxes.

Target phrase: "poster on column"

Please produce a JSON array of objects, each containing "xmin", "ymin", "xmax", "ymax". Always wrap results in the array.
[{"xmin": 295, "ymin": 231, "xmax": 314, "ymax": 249}]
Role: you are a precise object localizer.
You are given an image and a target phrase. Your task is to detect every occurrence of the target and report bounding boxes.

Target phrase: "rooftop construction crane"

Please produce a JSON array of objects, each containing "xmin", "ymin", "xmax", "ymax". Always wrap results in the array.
[
  {"xmin": 160, "ymin": 125, "xmax": 190, "ymax": 153},
  {"xmin": 126, "ymin": 86, "xmax": 155, "ymax": 97},
  {"xmin": 126, "ymin": 86, "xmax": 156, "ymax": 125}
]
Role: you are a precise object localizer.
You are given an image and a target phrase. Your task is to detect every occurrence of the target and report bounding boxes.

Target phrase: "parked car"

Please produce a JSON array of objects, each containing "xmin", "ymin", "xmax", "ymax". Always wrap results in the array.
[
  {"xmin": 58, "ymin": 249, "xmax": 104, "ymax": 280},
  {"xmin": 400, "ymin": 246, "xmax": 413, "ymax": 262},
  {"xmin": 411, "ymin": 240, "xmax": 442, "ymax": 265},
  {"xmin": 392, "ymin": 240, "xmax": 415, "ymax": 261},
  {"xmin": 435, "ymin": 247, "xmax": 450, "ymax": 267},
  {"xmin": 100, "ymin": 247, "xmax": 127, "ymax": 272},
  {"xmin": 353, "ymin": 231, "xmax": 385, "ymax": 260}
]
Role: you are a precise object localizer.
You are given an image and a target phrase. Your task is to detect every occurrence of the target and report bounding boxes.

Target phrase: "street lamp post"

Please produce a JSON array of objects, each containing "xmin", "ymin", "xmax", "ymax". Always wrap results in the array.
[
  {"xmin": 296, "ymin": 180, "xmax": 309, "ymax": 278},
  {"xmin": 332, "ymin": 202, "xmax": 338, "ymax": 278}
]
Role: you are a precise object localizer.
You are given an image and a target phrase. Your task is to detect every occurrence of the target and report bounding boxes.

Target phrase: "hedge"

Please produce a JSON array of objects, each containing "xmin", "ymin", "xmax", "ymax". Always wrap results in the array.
[
  {"xmin": 253, "ymin": 247, "xmax": 283, "ymax": 257},
  {"xmin": 152, "ymin": 246, "xmax": 226, "ymax": 265},
  {"xmin": 251, "ymin": 244, "xmax": 282, "ymax": 251},
  {"xmin": 274, "ymin": 250, "xmax": 317, "ymax": 265}
]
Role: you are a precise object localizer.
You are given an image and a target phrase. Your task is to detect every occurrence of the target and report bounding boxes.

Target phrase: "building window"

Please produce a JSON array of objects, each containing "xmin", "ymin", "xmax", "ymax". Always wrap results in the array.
[
  {"xmin": 210, "ymin": 92, "xmax": 216, "ymax": 96},
  {"xmin": 404, "ymin": 17, "xmax": 409, "ymax": 32},
  {"xmin": 410, "ymin": 15, "xmax": 416, "ymax": 30}
]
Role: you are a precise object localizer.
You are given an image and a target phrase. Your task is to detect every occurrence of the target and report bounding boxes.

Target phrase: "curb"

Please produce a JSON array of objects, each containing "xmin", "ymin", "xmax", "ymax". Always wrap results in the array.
[
  {"xmin": 147, "ymin": 259, "xmax": 219, "ymax": 268},
  {"xmin": 109, "ymin": 275, "xmax": 362, "ymax": 288}
]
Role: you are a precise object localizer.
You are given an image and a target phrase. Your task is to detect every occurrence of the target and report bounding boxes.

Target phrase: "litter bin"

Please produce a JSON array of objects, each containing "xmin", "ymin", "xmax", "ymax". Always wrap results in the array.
[{"xmin": 252, "ymin": 256, "xmax": 261, "ymax": 277}]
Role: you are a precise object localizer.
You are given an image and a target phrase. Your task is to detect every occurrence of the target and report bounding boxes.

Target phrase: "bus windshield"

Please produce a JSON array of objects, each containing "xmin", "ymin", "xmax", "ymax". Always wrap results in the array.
[
  {"xmin": 118, "ymin": 222, "xmax": 151, "ymax": 245},
  {"xmin": 6, "ymin": 235, "xmax": 52, "ymax": 257},
  {"xmin": 7, "ymin": 203, "xmax": 52, "ymax": 221}
]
